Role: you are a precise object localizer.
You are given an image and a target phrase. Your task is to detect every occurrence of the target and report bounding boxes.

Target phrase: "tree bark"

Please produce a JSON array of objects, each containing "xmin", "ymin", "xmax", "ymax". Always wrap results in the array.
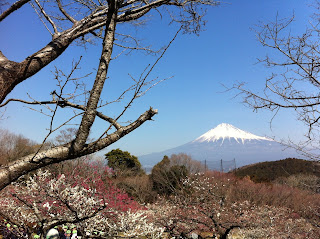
[
  {"xmin": 0, "ymin": 107, "xmax": 157, "ymax": 190},
  {"xmin": 0, "ymin": 0, "xmax": 215, "ymax": 104},
  {"xmin": 0, "ymin": 0, "xmax": 31, "ymax": 22},
  {"xmin": 0, "ymin": 0, "xmax": 219, "ymax": 190},
  {"xmin": 0, "ymin": 32, "xmax": 73, "ymax": 104},
  {"xmin": 73, "ymin": 0, "xmax": 118, "ymax": 152}
]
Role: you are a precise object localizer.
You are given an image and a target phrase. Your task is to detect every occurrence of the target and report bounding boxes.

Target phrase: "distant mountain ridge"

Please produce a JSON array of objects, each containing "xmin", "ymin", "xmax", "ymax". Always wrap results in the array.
[{"xmin": 139, "ymin": 123, "xmax": 302, "ymax": 171}]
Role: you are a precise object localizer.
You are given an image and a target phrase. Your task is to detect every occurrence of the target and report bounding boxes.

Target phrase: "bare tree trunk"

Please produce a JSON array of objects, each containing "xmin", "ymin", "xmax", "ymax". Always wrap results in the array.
[
  {"xmin": 73, "ymin": 0, "xmax": 118, "ymax": 152},
  {"xmin": 0, "ymin": 0, "xmax": 160, "ymax": 190}
]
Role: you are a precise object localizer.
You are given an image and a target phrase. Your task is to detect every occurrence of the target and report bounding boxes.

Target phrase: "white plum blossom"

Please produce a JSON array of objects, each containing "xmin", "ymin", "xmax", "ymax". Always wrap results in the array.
[{"xmin": 0, "ymin": 169, "xmax": 164, "ymax": 238}]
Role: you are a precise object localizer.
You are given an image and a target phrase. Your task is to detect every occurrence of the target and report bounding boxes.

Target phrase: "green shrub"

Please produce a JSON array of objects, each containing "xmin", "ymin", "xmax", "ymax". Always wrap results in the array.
[{"xmin": 105, "ymin": 149, "xmax": 144, "ymax": 177}]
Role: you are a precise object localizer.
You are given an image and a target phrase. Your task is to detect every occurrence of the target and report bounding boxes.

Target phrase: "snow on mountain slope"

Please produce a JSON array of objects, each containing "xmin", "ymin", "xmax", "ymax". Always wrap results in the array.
[
  {"xmin": 139, "ymin": 123, "xmax": 302, "ymax": 171},
  {"xmin": 193, "ymin": 123, "xmax": 272, "ymax": 144}
]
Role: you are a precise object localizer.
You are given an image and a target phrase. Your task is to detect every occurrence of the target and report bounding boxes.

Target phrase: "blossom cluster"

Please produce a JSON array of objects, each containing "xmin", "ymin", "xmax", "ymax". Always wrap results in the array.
[{"xmin": 0, "ymin": 168, "xmax": 164, "ymax": 238}]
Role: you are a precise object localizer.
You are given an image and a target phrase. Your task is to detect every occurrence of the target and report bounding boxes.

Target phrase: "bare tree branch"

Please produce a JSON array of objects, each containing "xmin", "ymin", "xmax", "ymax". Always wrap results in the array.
[
  {"xmin": 72, "ymin": 0, "xmax": 119, "ymax": 152},
  {"xmin": 34, "ymin": 0, "xmax": 59, "ymax": 34},
  {"xmin": 230, "ymin": 11, "xmax": 320, "ymax": 160},
  {"xmin": 0, "ymin": 98, "xmax": 122, "ymax": 130},
  {"xmin": 0, "ymin": 0, "xmax": 219, "ymax": 190},
  {"xmin": 0, "ymin": 106, "xmax": 157, "ymax": 190},
  {"xmin": 0, "ymin": 0, "xmax": 31, "ymax": 22},
  {"xmin": 56, "ymin": 0, "xmax": 77, "ymax": 24},
  {"xmin": 0, "ymin": 0, "xmax": 219, "ymax": 104}
]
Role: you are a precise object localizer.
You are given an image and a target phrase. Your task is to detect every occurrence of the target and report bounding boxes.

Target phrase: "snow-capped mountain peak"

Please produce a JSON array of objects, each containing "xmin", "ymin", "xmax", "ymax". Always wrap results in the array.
[
  {"xmin": 139, "ymin": 123, "xmax": 300, "ymax": 171},
  {"xmin": 193, "ymin": 123, "xmax": 272, "ymax": 144}
]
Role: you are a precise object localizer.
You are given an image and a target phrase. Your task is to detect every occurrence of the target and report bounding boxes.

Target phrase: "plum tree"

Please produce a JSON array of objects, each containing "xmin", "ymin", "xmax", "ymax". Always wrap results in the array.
[{"xmin": 0, "ymin": 0, "xmax": 219, "ymax": 190}]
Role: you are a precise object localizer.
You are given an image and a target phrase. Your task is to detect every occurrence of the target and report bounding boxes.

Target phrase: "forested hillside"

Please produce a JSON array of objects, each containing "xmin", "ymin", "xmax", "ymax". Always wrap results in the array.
[{"xmin": 234, "ymin": 158, "xmax": 320, "ymax": 183}]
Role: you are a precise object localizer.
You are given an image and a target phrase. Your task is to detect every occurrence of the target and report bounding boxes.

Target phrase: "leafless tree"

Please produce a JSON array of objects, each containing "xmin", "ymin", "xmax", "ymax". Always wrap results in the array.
[
  {"xmin": 230, "ymin": 6, "xmax": 320, "ymax": 160},
  {"xmin": 150, "ymin": 154, "xmax": 202, "ymax": 195},
  {"xmin": 0, "ymin": 0, "xmax": 220, "ymax": 190},
  {"xmin": 0, "ymin": 129, "xmax": 38, "ymax": 166},
  {"xmin": 170, "ymin": 153, "xmax": 206, "ymax": 173}
]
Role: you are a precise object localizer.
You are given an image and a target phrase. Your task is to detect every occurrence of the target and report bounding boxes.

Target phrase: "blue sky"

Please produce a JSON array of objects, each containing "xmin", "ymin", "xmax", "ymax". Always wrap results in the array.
[{"xmin": 0, "ymin": 0, "xmax": 314, "ymax": 157}]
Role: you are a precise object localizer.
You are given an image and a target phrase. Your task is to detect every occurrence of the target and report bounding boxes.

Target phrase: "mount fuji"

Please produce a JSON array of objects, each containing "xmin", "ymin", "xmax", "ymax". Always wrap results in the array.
[{"xmin": 139, "ymin": 123, "xmax": 302, "ymax": 171}]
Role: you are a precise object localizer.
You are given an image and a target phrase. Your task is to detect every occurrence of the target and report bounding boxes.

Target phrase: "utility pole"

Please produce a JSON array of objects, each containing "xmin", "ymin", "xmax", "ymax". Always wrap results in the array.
[
  {"xmin": 220, "ymin": 159, "xmax": 223, "ymax": 173},
  {"xmin": 204, "ymin": 159, "xmax": 207, "ymax": 172}
]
